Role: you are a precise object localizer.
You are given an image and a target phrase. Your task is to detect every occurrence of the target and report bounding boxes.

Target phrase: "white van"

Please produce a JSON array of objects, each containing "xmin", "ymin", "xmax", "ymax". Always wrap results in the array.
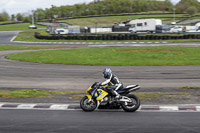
[{"xmin": 128, "ymin": 19, "xmax": 162, "ymax": 33}]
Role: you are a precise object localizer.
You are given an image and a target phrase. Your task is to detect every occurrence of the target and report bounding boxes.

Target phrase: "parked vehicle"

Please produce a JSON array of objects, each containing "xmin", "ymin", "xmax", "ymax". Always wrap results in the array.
[
  {"xmin": 90, "ymin": 27, "xmax": 112, "ymax": 33},
  {"xmin": 55, "ymin": 28, "xmax": 69, "ymax": 34},
  {"xmin": 29, "ymin": 25, "xmax": 37, "ymax": 29},
  {"xmin": 184, "ymin": 26, "xmax": 195, "ymax": 32},
  {"xmin": 156, "ymin": 24, "xmax": 172, "ymax": 33},
  {"xmin": 128, "ymin": 19, "xmax": 162, "ymax": 33},
  {"xmin": 187, "ymin": 23, "xmax": 200, "ymax": 32},
  {"xmin": 170, "ymin": 26, "xmax": 183, "ymax": 33},
  {"xmin": 80, "ymin": 82, "xmax": 141, "ymax": 112},
  {"xmin": 68, "ymin": 26, "xmax": 81, "ymax": 34}
]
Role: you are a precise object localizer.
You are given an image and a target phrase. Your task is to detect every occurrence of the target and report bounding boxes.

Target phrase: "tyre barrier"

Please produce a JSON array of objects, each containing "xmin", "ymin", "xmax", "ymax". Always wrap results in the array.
[{"xmin": 35, "ymin": 32, "xmax": 200, "ymax": 40}]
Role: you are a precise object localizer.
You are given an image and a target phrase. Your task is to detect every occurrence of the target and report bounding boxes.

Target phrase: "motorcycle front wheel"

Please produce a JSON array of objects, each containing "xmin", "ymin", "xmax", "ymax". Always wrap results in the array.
[
  {"xmin": 121, "ymin": 94, "xmax": 140, "ymax": 112},
  {"xmin": 80, "ymin": 96, "xmax": 97, "ymax": 112}
]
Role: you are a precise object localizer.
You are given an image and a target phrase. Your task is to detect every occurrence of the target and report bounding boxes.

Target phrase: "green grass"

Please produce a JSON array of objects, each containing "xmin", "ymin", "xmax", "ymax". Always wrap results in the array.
[
  {"xmin": 58, "ymin": 14, "xmax": 188, "ymax": 27},
  {"xmin": 0, "ymin": 89, "xmax": 196, "ymax": 101},
  {"xmin": 14, "ymin": 30, "xmax": 47, "ymax": 42},
  {"xmin": 0, "ymin": 89, "xmax": 165, "ymax": 100},
  {"xmin": 179, "ymin": 86, "xmax": 200, "ymax": 90},
  {"xmin": 0, "ymin": 23, "xmax": 46, "ymax": 31},
  {"xmin": 0, "ymin": 89, "xmax": 50, "ymax": 98},
  {"xmin": 7, "ymin": 46, "xmax": 200, "ymax": 66},
  {"xmin": 0, "ymin": 89, "xmax": 84, "ymax": 99},
  {"xmin": 0, "ymin": 21, "xmax": 23, "ymax": 24},
  {"xmin": 0, "ymin": 45, "xmax": 77, "ymax": 51}
]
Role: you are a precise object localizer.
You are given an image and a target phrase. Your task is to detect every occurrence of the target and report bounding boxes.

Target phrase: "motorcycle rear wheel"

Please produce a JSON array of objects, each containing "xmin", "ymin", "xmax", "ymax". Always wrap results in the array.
[
  {"xmin": 121, "ymin": 94, "xmax": 140, "ymax": 112},
  {"xmin": 80, "ymin": 96, "xmax": 97, "ymax": 112}
]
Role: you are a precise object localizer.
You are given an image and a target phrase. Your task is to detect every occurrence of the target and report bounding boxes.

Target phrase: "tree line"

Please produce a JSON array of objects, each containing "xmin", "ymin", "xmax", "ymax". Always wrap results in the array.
[
  {"xmin": 1, "ymin": 0, "xmax": 200, "ymax": 23},
  {"xmin": 0, "ymin": 12, "xmax": 30, "ymax": 22},
  {"xmin": 33, "ymin": 0, "xmax": 174, "ymax": 21}
]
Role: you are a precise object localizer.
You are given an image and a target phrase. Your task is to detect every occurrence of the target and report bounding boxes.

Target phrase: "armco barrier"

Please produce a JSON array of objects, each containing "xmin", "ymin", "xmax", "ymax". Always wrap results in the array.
[{"xmin": 35, "ymin": 32, "xmax": 200, "ymax": 40}]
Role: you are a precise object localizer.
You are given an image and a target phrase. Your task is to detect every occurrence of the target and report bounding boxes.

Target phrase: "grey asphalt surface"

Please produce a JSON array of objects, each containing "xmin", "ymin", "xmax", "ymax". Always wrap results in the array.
[
  {"xmin": 1, "ymin": 31, "xmax": 200, "ymax": 133},
  {"xmin": 0, "ymin": 31, "xmax": 20, "ymax": 44},
  {"xmin": 0, "ymin": 109, "xmax": 200, "ymax": 133},
  {"xmin": 0, "ymin": 31, "xmax": 200, "ymax": 91},
  {"xmin": 1, "ymin": 50, "xmax": 200, "ymax": 90}
]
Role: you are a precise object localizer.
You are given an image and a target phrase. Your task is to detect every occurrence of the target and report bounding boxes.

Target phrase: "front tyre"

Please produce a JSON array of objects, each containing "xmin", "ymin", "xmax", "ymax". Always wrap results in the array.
[
  {"xmin": 80, "ymin": 96, "xmax": 97, "ymax": 112},
  {"xmin": 121, "ymin": 94, "xmax": 140, "ymax": 112}
]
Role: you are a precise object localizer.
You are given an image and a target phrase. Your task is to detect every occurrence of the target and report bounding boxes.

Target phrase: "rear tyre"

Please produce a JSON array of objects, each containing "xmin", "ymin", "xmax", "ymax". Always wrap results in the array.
[
  {"xmin": 80, "ymin": 96, "xmax": 97, "ymax": 112},
  {"xmin": 121, "ymin": 94, "xmax": 140, "ymax": 112}
]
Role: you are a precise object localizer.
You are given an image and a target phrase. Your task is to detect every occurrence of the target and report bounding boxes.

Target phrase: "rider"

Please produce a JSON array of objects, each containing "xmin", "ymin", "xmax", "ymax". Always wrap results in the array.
[{"xmin": 100, "ymin": 68, "xmax": 123, "ymax": 99}]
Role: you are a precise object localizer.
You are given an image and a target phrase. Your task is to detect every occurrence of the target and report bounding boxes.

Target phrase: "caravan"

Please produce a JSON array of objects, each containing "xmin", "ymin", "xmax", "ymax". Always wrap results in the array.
[
  {"xmin": 188, "ymin": 23, "xmax": 200, "ymax": 32},
  {"xmin": 128, "ymin": 19, "xmax": 162, "ymax": 33}
]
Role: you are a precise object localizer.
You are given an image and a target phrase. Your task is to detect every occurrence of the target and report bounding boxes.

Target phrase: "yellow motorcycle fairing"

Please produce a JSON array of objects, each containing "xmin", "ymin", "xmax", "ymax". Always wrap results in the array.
[
  {"xmin": 96, "ymin": 89, "xmax": 108, "ymax": 101},
  {"xmin": 86, "ymin": 86, "xmax": 108, "ymax": 102},
  {"xmin": 86, "ymin": 95, "xmax": 92, "ymax": 99}
]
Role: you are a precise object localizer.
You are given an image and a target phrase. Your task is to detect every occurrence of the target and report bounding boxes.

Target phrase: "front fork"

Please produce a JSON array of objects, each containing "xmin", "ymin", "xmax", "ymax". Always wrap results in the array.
[{"xmin": 86, "ymin": 95, "xmax": 101, "ymax": 108}]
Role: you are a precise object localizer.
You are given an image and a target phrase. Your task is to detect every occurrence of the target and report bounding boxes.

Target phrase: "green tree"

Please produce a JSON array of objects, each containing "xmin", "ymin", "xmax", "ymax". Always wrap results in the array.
[
  {"xmin": 186, "ymin": 6, "xmax": 198, "ymax": 15},
  {"xmin": 35, "ymin": 8, "xmax": 46, "ymax": 21},
  {"xmin": 176, "ymin": 0, "xmax": 200, "ymax": 13},
  {"xmin": 11, "ymin": 0, "xmax": 175, "ymax": 21},
  {"xmin": 23, "ymin": 16, "xmax": 30, "ymax": 22},
  {"xmin": 11, "ymin": 14, "xmax": 16, "ymax": 21},
  {"xmin": 164, "ymin": 0, "xmax": 173, "ymax": 11},
  {"xmin": 0, "ymin": 11, "xmax": 9, "ymax": 21},
  {"xmin": 16, "ymin": 13, "xmax": 24, "ymax": 21}
]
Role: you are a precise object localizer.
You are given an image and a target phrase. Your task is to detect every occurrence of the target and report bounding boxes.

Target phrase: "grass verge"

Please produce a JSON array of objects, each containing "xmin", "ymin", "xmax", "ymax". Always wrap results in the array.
[
  {"xmin": 179, "ymin": 86, "xmax": 200, "ymax": 90},
  {"xmin": 0, "ymin": 89, "xmax": 195, "ymax": 103},
  {"xmin": 57, "ymin": 14, "xmax": 188, "ymax": 27},
  {"xmin": 7, "ymin": 46, "xmax": 200, "ymax": 66},
  {"xmin": 0, "ymin": 23, "xmax": 46, "ymax": 31},
  {"xmin": 0, "ymin": 45, "xmax": 85, "ymax": 51},
  {"xmin": 0, "ymin": 89, "xmax": 50, "ymax": 98},
  {"xmin": 0, "ymin": 89, "xmax": 84, "ymax": 99}
]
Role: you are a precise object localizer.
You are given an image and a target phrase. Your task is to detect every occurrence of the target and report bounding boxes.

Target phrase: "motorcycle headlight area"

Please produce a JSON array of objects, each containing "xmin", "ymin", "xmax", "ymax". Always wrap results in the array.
[{"xmin": 88, "ymin": 88, "xmax": 99, "ymax": 98}]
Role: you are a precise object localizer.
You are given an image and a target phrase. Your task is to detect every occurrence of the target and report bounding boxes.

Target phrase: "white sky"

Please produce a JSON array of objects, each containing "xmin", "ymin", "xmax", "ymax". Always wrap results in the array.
[
  {"xmin": 0, "ymin": 0, "xmax": 197, "ymax": 15},
  {"xmin": 0, "ymin": 0, "xmax": 93, "ymax": 15}
]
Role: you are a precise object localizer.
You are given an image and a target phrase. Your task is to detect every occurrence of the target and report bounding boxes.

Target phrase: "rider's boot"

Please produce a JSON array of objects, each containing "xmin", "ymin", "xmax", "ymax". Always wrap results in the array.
[{"xmin": 113, "ymin": 90, "xmax": 122, "ymax": 99}]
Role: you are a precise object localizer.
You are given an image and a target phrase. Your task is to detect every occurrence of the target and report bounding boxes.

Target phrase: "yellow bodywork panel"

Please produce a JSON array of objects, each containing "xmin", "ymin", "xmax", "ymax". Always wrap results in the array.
[
  {"xmin": 96, "ymin": 89, "xmax": 108, "ymax": 101},
  {"xmin": 86, "ymin": 86, "xmax": 108, "ymax": 101},
  {"xmin": 86, "ymin": 95, "xmax": 92, "ymax": 99}
]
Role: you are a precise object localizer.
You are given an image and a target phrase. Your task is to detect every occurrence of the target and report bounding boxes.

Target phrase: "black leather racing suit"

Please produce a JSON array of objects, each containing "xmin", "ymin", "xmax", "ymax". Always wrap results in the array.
[{"xmin": 101, "ymin": 73, "xmax": 123, "ymax": 96}]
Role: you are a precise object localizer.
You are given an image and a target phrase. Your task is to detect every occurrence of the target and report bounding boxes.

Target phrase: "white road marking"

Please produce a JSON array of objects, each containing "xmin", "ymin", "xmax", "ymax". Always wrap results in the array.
[
  {"xmin": 160, "ymin": 106, "xmax": 179, "ymax": 111},
  {"xmin": 10, "ymin": 35, "xmax": 18, "ymax": 42},
  {"xmin": 17, "ymin": 104, "xmax": 36, "ymax": 109},
  {"xmin": 50, "ymin": 104, "xmax": 69, "ymax": 110},
  {"xmin": 196, "ymin": 106, "xmax": 200, "ymax": 111},
  {"xmin": 0, "ymin": 104, "xmax": 4, "ymax": 108},
  {"xmin": 0, "ymin": 103, "xmax": 200, "ymax": 112}
]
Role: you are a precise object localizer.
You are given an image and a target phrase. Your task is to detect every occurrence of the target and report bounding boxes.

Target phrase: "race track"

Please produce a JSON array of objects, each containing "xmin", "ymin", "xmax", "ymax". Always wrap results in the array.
[
  {"xmin": 0, "ymin": 31, "xmax": 200, "ymax": 91},
  {"xmin": 0, "ymin": 50, "xmax": 200, "ymax": 90}
]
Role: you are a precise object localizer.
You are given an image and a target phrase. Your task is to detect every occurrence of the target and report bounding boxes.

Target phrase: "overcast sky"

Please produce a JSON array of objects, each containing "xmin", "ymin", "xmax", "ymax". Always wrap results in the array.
[{"xmin": 0, "ymin": 0, "xmax": 195, "ymax": 15}]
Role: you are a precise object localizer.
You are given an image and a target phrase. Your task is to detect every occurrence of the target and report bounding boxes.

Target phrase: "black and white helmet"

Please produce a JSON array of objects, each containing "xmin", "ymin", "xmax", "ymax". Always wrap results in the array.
[{"xmin": 102, "ymin": 68, "xmax": 112, "ymax": 79}]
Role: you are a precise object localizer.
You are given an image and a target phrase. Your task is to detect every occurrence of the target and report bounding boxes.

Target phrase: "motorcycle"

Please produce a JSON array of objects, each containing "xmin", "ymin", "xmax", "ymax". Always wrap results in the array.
[{"xmin": 80, "ymin": 82, "xmax": 141, "ymax": 112}]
